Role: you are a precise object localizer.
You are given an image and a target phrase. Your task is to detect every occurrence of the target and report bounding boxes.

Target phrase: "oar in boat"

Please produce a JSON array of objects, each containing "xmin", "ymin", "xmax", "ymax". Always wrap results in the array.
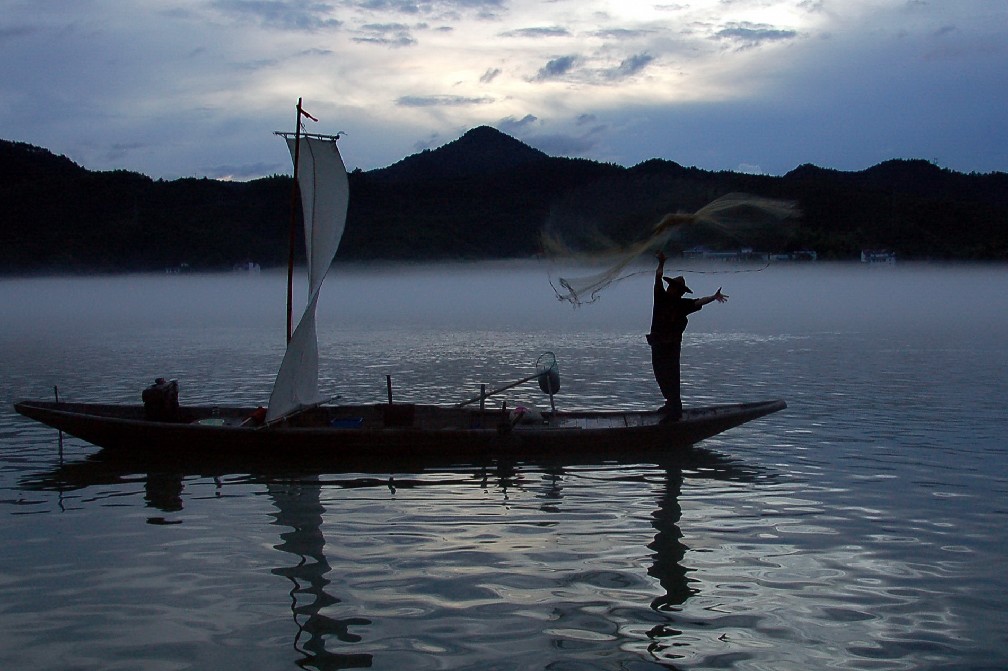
[
  {"xmin": 456, "ymin": 371, "xmax": 543, "ymax": 409},
  {"xmin": 457, "ymin": 352, "xmax": 560, "ymax": 410}
]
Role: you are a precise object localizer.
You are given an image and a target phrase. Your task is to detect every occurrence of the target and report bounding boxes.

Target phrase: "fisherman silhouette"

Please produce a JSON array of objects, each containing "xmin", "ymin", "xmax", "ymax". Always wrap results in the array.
[{"xmin": 646, "ymin": 251, "xmax": 728, "ymax": 421}]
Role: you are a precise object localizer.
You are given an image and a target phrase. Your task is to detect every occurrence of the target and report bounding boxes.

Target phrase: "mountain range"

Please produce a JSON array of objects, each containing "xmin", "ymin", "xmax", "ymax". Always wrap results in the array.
[{"xmin": 1, "ymin": 127, "xmax": 1006, "ymax": 274}]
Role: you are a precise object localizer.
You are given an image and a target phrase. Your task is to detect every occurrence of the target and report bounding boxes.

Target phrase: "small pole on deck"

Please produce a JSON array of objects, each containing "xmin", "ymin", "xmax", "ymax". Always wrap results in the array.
[
  {"xmin": 479, "ymin": 384, "xmax": 485, "ymax": 412},
  {"xmin": 386, "ymin": 375, "xmax": 393, "ymax": 405},
  {"xmin": 53, "ymin": 385, "xmax": 63, "ymax": 459}
]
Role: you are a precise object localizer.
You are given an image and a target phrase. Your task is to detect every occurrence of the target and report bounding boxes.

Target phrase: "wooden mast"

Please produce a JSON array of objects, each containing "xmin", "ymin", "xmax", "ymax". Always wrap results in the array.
[
  {"xmin": 285, "ymin": 99, "xmax": 303, "ymax": 343},
  {"xmin": 285, "ymin": 98, "xmax": 320, "ymax": 343},
  {"xmin": 279, "ymin": 100, "xmax": 339, "ymax": 343}
]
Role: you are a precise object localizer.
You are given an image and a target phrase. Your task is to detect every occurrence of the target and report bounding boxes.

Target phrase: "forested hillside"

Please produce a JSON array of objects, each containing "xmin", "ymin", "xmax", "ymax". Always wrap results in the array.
[{"xmin": 2, "ymin": 128, "xmax": 1005, "ymax": 274}]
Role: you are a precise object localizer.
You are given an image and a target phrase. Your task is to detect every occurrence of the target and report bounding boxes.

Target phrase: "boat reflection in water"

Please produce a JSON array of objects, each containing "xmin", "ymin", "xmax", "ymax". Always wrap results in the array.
[{"xmin": 24, "ymin": 447, "xmax": 761, "ymax": 669}]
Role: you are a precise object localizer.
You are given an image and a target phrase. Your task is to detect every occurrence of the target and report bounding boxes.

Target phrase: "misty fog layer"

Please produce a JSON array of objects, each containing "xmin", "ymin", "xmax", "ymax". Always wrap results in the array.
[{"xmin": 3, "ymin": 262, "xmax": 1005, "ymax": 344}]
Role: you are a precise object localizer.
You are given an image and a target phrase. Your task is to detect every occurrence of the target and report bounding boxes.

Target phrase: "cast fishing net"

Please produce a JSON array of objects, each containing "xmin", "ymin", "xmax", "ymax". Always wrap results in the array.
[{"xmin": 546, "ymin": 193, "xmax": 799, "ymax": 306}]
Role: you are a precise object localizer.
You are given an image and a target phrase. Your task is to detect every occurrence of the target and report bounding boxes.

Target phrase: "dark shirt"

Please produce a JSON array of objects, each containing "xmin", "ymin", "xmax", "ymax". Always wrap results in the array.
[{"xmin": 649, "ymin": 278, "xmax": 701, "ymax": 344}]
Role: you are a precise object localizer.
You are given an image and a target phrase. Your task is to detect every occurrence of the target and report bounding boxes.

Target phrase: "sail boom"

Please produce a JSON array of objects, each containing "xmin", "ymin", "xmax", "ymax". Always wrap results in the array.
[{"xmin": 273, "ymin": 131, "xmax": 345, "ymax": 141}]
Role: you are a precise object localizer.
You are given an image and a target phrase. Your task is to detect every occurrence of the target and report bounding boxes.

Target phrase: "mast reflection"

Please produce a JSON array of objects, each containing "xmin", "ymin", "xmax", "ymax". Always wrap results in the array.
[{"xmin": 267, "ymin": 478, "xmax": 373, "ymax": 670}]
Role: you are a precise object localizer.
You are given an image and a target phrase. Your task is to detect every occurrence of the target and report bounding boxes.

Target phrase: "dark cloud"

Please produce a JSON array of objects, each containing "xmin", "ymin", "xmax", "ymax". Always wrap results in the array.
[
  {"xmin": 104, "ymin": 142, "xmax": 148, "ymax": 163},
  {"xmin": 607, "ymin": 53, "xmax": 654, "ymax": 80},
  {"xmin": 715, "ymin": 22, "xmax": 798, "ymax": 48},
  {"xmin": 231, "ymin": 57, "xmax": 283, "ymax": 71},
  {"xmin": 346, "ymin": 0, "xmax": 506, "ymax": 19},
  {"xmin": 500, "ymin": 26, "xmax": 571, "ymax": 38},
  {"xmin": 497, "ymin": 114, "xmax": 538, "ymax": 133},
  {"xmin": 525, "ymin": 131, "xmax": 600, "ymax": 157},
  {"xmin": 574, "ymin": 114, "xmax": 609, "ymax": 139},
  {"xmin": 529, "ymin": 52, "xmax": 654, "ymax": 86},
  {"xmin": 532, "ymin": 55, "xmax": 577, "ymax": 81},
  {"xmin": 0, "ymin": 25, "xmax": 38, "ymax": 41},
  {"xmin": 353, "ymin": 0, "xmax": 422, "ymax": 14},
  {"xmin": 210, "ymin": 1, "xmax": 343, "ymax": 31},
  {"xmin": 412, "ymin": 132, "xmax": 443, "ymax": 152},
  {"xmin": 298, "ymin": 47, "xmax": 336, "ymax": 56},
  {"xmin": 480, "ymin": 67, "xmax": 502, "ymax": 83},
  {"xmin": 396, "ymin": 94, "xmax": 494, "ymax": 106},
  {"xmin": 591, "ymin": 28, "xmax": 653, "ymax": 40},
  {"xmin": 354, "ymin": 22, "xmax": 417, "ymax": 46}
]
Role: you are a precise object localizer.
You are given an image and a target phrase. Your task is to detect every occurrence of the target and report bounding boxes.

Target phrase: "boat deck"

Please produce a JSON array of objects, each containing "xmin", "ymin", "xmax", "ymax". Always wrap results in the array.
[{"xmin": 277, "ymin": 403, "xmax": 669, "ymax": 432}]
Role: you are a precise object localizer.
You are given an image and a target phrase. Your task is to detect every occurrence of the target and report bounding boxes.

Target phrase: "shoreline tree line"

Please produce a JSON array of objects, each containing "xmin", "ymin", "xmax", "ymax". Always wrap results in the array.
[{"xmin": 1, "ymin": 127, "xmax": 1005, "ymax": 274}]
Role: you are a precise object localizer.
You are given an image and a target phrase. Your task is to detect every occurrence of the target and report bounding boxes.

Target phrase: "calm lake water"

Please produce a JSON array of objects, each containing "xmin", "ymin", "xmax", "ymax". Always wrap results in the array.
[{"xmin": 1, "ymin": 262, "xmax": 1006, "ymax": 670}]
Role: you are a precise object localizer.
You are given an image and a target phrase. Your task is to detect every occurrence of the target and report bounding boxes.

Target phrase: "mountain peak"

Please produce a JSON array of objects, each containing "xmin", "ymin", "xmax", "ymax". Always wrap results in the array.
[{"xmin": 370, "ymin": 126, "xmax": 548, "ymax": 183}]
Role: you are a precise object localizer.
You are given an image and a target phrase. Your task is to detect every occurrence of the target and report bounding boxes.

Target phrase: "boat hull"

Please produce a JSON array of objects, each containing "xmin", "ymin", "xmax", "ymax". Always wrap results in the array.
[{"xmin": 15, "ymin": 398, "xmax": 786, "ymax": 463}]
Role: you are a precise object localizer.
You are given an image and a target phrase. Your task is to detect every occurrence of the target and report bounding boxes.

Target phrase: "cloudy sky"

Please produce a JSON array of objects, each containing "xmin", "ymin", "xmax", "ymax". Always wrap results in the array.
[{"xmin": 2, "ymin": 0, "xmax": 1005, "ymax": 180}]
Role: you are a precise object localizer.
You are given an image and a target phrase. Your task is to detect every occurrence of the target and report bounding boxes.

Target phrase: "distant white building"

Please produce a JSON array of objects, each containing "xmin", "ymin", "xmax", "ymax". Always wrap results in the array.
[
  {"xmin": 165, "ymin": 262, "xmax": 190, "ymax": 274},
  {"xmin": 233, "ymin": 260, "xmax": 261, "ymax": 273},
  {"xmin": 861, "ymin": 250, "xmax": 896, "ymax": 264}
]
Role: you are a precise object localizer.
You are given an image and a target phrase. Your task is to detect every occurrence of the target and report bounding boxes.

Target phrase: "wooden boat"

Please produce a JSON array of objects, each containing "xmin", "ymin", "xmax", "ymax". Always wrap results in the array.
[
  {"xmin": 13, "ymin": 101, "xmax": 787, "ymax": 461},
  {"xmin": 14, "ymin": 398, "xmax": 786, "ymax": 460}
]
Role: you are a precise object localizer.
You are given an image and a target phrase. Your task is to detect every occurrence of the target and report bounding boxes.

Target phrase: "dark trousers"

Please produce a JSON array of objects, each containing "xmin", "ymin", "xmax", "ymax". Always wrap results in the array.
[{"xmin": 649, "ymin": 339, "xmax": 682, "ymax": 416}]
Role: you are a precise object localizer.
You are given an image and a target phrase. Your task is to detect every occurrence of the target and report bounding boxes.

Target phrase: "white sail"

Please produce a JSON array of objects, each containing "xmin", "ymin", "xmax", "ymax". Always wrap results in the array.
[{"xmin": 266, "ymin": 136, "xmax": 349, "ymax": 422}]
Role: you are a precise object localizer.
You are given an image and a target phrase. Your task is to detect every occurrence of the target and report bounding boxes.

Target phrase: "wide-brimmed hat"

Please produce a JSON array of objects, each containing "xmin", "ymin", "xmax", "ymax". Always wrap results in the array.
[{"xmin": 663, "ymin": 275, "xmax": 692, "ymax": 293}]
